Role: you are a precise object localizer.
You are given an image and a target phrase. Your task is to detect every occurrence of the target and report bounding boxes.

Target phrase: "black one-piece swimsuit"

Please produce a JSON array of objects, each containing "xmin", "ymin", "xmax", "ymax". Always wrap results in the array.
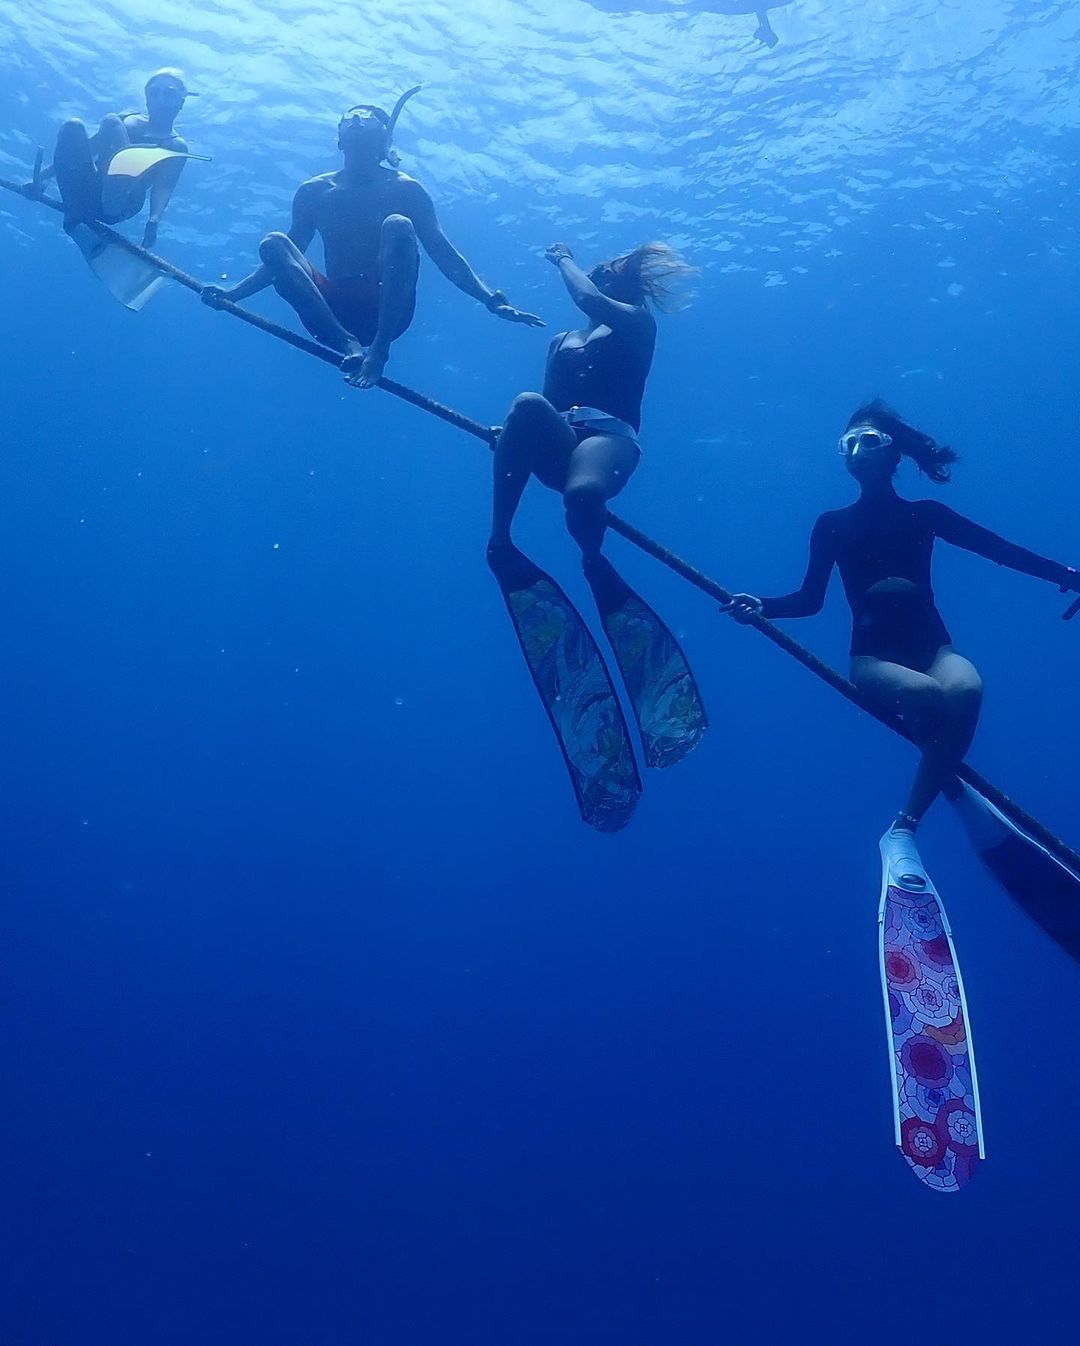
[{"xmin": 762, "ymin": 495, "xmax": 1069, "ymax": 672}]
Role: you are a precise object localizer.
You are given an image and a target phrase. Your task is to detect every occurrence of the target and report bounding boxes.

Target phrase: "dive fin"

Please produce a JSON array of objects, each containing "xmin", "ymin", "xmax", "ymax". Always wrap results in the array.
[
  {"xmin": 950, "ymin": 781, "xmax": 1080, "ymax": 963},
  {"xmin": 68, "ymin": 223, "xmax": 165, "ymax": 310},
  {"xmin": 754, "ymin": 15, "xmax": 780, "ymax": 47},
  {"xmin": 584, "ymin": 555, "xmax": 707, "ymax": 768},
  {"xmin": 878, "ymin": 827, "xmax": 985, "ymax": 1193},
  {"xmin": 106, "ymin": 146, "xmax": 212, "ymax": 178},
  {"xmin": 488, "ymin": 544, "xmax": 641, "ymax": 832}
]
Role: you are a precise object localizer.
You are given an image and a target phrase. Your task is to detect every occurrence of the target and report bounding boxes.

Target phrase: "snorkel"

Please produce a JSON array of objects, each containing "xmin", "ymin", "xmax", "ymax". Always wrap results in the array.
[{"xmin": 342, "ymin": 84, "xmax": 422, "ymax": 167}]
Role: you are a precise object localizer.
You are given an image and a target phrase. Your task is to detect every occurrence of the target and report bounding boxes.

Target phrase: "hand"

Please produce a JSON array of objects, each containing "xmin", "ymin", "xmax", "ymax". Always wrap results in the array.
[
  {"xmin": 201, "ymin": 284, "xmax": 233, "ymax": 310},
  {"xmin": 142, "ymin": 220, "xmax": 159, "ymax": 249},
  {"xmin": 492, "ymin": 302, "xmax": 545, "ymax": 328},
  {"xmin": 20, "ymin": 179, "xmax": 44, "ymax": 201},
  {"xmin": 719, "ymin": 593, "xmax": 764, "ymax": 624},
  {"xmin": 545, "ymin": 243, "xmax": 573, "ymax": 267},
  {"xmin": 486, "ymin": 291, "xmax": 544, "ymax": 327}
]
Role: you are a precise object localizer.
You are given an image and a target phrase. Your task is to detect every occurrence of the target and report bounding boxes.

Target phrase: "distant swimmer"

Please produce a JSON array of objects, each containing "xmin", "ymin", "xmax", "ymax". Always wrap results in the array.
[
  {"xmin": 722, "ymin": 402, "xmax": 1080, "ymax": 836},
  {"xmin": 201, "ymin": 89, "xmax": 542, "ymax": 388},
  {"xmin": 487, "ymin": 242, "xmax": 707, "ymax": 831},
  {"xmin": 23, "ymin": 68, "xmax": 199, "ymax": 249},
  {"xmin": 582, "ymin": 0, "xmax": 793, "ymax": 47}
]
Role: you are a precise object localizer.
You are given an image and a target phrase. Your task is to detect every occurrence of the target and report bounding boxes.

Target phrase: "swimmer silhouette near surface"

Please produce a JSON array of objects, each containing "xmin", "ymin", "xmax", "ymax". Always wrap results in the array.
[{"xmin": 583, "ymin": 0, "xmax": 793, "ymax": 47}]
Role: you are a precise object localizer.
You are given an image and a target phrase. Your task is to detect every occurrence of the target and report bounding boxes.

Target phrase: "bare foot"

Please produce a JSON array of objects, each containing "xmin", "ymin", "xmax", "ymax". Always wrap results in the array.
[
  {"xmin": 342, "ymin": 344, "xmax": 389, "ymax": 390},
  {"xmin": 339, "ymin": 341, "xmax": 365, "ymax": 383}
]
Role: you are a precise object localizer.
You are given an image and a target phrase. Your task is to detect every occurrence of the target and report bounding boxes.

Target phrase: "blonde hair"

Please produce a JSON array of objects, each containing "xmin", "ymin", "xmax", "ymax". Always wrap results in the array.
[{"xmin": 612, "ymin": 241, "xmax": 697, "ymax": 313}]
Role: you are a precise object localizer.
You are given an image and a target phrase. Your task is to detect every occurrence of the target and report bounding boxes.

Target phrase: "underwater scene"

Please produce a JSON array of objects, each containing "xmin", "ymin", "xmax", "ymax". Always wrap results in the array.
[{"xmin": 2, "ymin": 1, "xmax": 1079, "ymax": 1342}]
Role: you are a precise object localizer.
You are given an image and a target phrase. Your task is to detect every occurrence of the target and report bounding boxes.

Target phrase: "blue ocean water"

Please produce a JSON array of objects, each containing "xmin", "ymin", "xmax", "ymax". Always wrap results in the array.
[{"xmin": 1, "ymin": 1, "xmax": 1078, "ymax": 1341}]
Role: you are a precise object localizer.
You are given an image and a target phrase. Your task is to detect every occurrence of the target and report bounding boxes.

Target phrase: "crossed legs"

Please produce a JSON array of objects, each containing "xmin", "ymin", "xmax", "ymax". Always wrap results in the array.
[{"xmin": 852, "ymin": 647, "xmax": 983, "ymax": 829}]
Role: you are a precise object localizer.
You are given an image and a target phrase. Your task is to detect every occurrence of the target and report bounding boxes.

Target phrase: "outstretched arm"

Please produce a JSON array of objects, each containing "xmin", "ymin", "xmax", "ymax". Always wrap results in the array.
[
  {"xmin": 545, "ymin": 243, "xmax": 651, "ymax": 334},
  {"xmin": 207, "ymin": 180, "xmax": 319, "ymax": 303},
  {"xmin": 930, "ymin": 502, "xmax": 1078, "ymax": 588},
  {"xmin": 406, "ymin": 180, "xmax": 543, "ymax": 326}
]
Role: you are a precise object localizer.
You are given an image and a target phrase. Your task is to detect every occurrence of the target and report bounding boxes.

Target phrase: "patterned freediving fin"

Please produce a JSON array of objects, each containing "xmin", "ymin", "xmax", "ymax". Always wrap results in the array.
[
  {"xmin": 878, "ymin": 828, "xmax": 985, "ymax": 1193},
  {"xmin": 950, "ymin": 781, "xmax": 1080, "ymax": 964},
  {"xmin": 487, "ymin": 544, "xmax": 641, "ymax": 833},
  {"xmin": 583, "ymin": 554, "xmax": 707, "ymax": 769}
]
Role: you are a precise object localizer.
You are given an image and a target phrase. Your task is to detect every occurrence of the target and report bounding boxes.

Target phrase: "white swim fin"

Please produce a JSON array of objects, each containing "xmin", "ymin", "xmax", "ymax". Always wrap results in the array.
[{"xmin": 68, "ymin": 223, "xmax": 165, "ymax": 311}]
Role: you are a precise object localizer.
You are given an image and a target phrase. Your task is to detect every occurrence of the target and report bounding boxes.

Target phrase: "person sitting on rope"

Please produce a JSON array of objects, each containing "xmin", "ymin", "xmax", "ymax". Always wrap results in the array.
[
  {"xmin": 489, "ymin": 240, "xmax": 695, "ymax": 563},
  {"xmin": 201, "ymin": 89, "xmax": 543, "ymax": 388},
  {"xmin": 722, "ymin": 401, "xmax": 1080, "ymax": 837},
  {"xmin": 486, "ymin": 240, "xmax": 707, "ymax": 826},
  {"xmin": 23, "ymin": 68, "xmax": 197, "ymax": 249}
]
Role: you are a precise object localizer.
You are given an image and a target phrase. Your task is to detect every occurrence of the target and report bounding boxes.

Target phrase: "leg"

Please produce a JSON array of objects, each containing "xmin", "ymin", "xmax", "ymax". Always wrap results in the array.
[
  {"xmin": 489, "ymin": 393, "xmax": 576, "ymax": 551},
  {"xmin": 562, "ymin": 434, "xmax": 640, "ymax": 562},
  {"xmin": 345, "ymin": 214, "xmax": 419, "ymax": 389},
  {"xmin": 852, "ymin": 655, "xmax": 946, "ymax": 828},
  {"xmin": 917, "ymin": 649, "xmax": 983, "ymax": 808},
  {"xmin": 54, "ymin": 120, "xmax": 101, "ymax": 230},
  {"xmin": 897, "ymin": 650, "xmax": 982, "ymax": 824},
  {"xmin": 258, "ymin": 231, "xmax": 363, "ymax": 359},
  {"xmin": 852, "ymin": 649, "xmax": 982, "ymax": 828},
  {"xmin": 94, "ymin": 114, "xmax": 149, "ymax": 224}
]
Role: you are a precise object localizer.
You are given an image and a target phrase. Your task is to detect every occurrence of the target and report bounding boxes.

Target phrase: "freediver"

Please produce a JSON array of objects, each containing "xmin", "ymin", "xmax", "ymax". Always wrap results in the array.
[
  {"xmin": 489, "ymin": 240, "xmax": 695, "ymax": 562},
  {"xmin": 581, "ymin": 0, "xmax": 793, "ymax": 48},
  {"xmin": 23, "ymin": 68, "xmax": 197, "ymax": 248},
  {"xmin": 487, "ymin": 241, "xmax": 707, "ymax": 779},
  {"xmin": 200, "ymin": 90, "xmax": 543, "ymax": 388},
  {"xmin": 722, "ymin": 402, "xmax": 1080, "ymax": 836}
]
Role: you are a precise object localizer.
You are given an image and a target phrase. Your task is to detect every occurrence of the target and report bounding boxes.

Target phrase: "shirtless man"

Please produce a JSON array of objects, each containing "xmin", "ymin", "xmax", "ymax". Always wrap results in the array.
[
  {"xmin": 201, "ymin": 92, "xmax": 543, "ymax": 387},
  {"xmin": 25, "ymin": 68, "xmax": 196, "ymax": 248}
]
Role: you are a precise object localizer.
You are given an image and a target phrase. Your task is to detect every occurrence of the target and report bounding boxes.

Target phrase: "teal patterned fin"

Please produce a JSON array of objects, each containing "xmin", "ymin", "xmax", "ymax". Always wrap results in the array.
[
  {"xmin": 585, "ymin": 555, "xmax": 708, "ymax": 769},
  {"xmin": 488, "ymin": 544, "xmax": 641, "ymax": 832}
]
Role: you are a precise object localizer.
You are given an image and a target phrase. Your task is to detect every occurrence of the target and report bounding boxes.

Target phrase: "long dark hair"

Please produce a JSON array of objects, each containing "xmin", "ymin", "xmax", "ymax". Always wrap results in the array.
[{"xmin": 847, "ymin": 399, "xmax": 959, "ymax": 484}]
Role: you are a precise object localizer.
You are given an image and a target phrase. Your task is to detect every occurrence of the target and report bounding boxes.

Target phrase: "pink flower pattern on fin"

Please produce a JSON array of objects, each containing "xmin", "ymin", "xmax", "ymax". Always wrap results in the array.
[{"xmin": 882, "ymin": 884, "xmax": 983, "ymax": 1193}]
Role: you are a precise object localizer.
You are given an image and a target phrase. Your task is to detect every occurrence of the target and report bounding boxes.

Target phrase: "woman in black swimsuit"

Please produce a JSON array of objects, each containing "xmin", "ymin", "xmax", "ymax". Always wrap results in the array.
[
  {"xmin": 489, "ymin": 240, "xmax": 692, "ymax": 562},
  {"xmin": 486, "ymin": 242, "xmax": 707, "ymax": 817},
  {"xmin": 725, "ymin": 401, "xmax": 1080, "ymax": 834}
]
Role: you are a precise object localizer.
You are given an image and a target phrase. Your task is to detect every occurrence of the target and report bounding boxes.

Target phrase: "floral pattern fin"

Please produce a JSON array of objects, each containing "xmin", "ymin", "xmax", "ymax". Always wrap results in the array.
[
  {"xmin": 489, "ymin": 544, "xmax": 641, "ymax": 832},
  {"xmin": 584, "ymin": 555, "xmax": 707, "ymax": 770},
  {"xmin": 879, "ymin": 841, "xmax": 984, "ymax": 1193}
]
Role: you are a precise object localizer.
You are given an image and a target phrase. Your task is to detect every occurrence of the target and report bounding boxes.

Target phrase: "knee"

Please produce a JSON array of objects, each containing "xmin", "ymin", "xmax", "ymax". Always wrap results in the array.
[
  {"xmin": 57, "ymin": 118, "xmax": 88, "ymax": 144},
  {"xmin": 504, "ymin": 392, "xmax": 550, "ymax": 430},
  {"xmin": 381, "ymin": 213, "xmax": 417, "ymax": 247},
  {"xmin": 258, "ymin": 231, "xmax": 291, "ymax": 267},
  {"xmin": 944, "ymin": 673, "xmax": 983, "ymax": 716},
  {"xmin": 98, "ymin": 113, "xmax": 125, "ymax": 132},
  {"xmin": 564, "ymin": 480, "xmax": 606, "ymax": 519}
]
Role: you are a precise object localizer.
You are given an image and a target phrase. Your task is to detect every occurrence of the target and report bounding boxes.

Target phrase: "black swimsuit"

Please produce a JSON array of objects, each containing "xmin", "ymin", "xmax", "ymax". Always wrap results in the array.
[
  {"xmin": 762, "ymin": 495, "xmax": 1070, "ymax": 672},
  {"xmin": 542, "ymin": 321, "xmax": 655, "ymax": 433}
]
